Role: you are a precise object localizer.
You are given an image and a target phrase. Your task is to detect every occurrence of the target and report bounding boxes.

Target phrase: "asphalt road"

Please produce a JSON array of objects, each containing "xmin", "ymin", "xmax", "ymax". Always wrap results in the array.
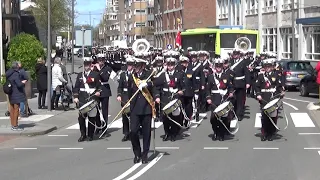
[{"xmin": 1, "ymin": 73, "xmax": 320, "ymax": 179}]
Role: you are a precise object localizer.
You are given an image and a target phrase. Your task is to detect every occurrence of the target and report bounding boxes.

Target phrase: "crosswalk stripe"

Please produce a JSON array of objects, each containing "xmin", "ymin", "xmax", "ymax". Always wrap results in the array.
[
  {"xmin": 255, "ymin": 113, "xmax": 262, "ymax": 128},
  {"xmin": 290, "ymin": 113, "xmax": 315, "ymax": 127}
]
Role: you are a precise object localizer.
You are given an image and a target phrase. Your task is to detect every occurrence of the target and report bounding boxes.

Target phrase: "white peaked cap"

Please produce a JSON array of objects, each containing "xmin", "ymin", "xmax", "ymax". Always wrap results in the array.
[
  {"xmin": 165, "ymin": 57, "xmax": 176, "ymax": 62},
  {"xmin": 187, "ymin": 47, "xmax": 193, "ymax": 50},
  {"xmin": 262, "ymin": 58, "xmax": 276, "ymax": 64},
  {"xmin": 155, "ymin": 56, "xmax": 164, "ymax": 60},
  {"xmin": 189, "ymin": 51, "xmax": 198, "ymax": 55},
  {"xmin": 163, "ymin": 50, "xmax": 179, "ymax": 56},
  {"xmin": 83, "ymin": 57, "xmax": 92, "ymax": 62},
  {"xmin": 179, "ymin": 56, "xmax": 189, "ymax": 62},
  {"xmin": 214, "ymin": 58, "xmax": 224, "ymax": 64},
  {"xmin": 97, "ymin": 53, "xmax": 105, "ymax": 57}
]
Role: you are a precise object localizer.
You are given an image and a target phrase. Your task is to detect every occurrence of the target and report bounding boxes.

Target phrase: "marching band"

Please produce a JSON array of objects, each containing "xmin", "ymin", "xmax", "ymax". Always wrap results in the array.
[{"xmin": 73, "ymin": 39, "xmax": 287, "ymax": 164}]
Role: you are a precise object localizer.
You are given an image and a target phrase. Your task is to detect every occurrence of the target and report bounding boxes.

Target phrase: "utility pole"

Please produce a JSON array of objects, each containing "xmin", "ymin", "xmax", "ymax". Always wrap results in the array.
[
  {"xmin": 89, "ymin": 12, "xmax": 92, "ymax": 26},
  {"xmin": 81, "ymin": 27, "xmax": 86, "ymax": 59},
  {"xmin": 47, "ymin": 0, "xmax": 52, "ymax": 111},
  {"xmin": 291, "ymin": 2, "xmax": 295, "ymax": 59},
  {"xmin": 71, "ymin": 0, "xmax": 75, "ymax": 73},
  {"xmin": 0, "ymin": 3, "xmax": 4, "ymax": 78}
]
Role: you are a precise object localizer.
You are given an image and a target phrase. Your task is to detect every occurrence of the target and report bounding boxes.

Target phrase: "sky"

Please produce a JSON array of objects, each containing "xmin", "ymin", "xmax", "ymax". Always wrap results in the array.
[{"xmin": 75, "ymin": 0, "xmax": 106, "ymax": 27}]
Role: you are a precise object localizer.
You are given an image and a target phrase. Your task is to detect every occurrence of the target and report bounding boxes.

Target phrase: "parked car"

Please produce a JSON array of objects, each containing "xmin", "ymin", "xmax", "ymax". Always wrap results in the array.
[
  {"xmin": 299, "ymin": 68, "xmax": 319, "ymax": 97},
  {"xmin": 77, "ymin": 49, "xmax": 91, "ymax": 57},
  {"xmin": 278, "ymin": 60, "xmax": 314, "ymax": 90}
]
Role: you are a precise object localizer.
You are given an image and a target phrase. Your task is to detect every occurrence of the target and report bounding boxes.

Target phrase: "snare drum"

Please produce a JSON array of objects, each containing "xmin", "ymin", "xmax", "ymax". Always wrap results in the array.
[
  {"xmin": 163, "ymin": 99, "xmax": 182, "ymax": 116},
  {"xmin": 122, "ymin": 103, "xmax": 130, "ymax": 115},
  {"xmin": 262, "ymin": 98, "xmax": 281, "ymax": 117},
  {"xmin": 214, "ymin": 101, "xmax": 234, "ymax": 118},
  {"xmin": 79, "ymin": 100, "xmax": 99, "ymax": 114}
]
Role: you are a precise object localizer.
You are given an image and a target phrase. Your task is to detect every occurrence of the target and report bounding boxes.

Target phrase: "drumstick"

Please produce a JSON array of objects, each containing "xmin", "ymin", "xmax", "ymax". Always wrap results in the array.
[{"xmin": 99, "ymin": 70, "xmax": 156, "ymax": 138}]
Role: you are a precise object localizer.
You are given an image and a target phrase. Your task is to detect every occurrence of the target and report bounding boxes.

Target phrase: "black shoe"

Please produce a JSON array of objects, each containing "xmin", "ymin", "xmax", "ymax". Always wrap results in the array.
[
  {"xmin": 38, "ymin": 106, "xmax": 42, "ymax": 109},
  {"xmin": 162, "ymin": 134, "xmax": 170, "ymax": 141},
  {"xmin": 268, "ymin": 135, "xmax": 273, "ymax": 141},
  {"xmin": 142, "ymin": 156, "xmax": 148, "ymax": 164},
  {"xmin": 170, "ymin": 135, "xmax": 176, "ymax": 142},
  {"xmin": 122, "ymin": 134, "xmax": 130, "ymax": 142},
  {"xmin": 212, "ymin": 134, "xmax": 218, "ymax": 141},
  {"xmin": 87, "ymin": 137, "xmax": 93, "ymax": 141},
  {"xmin": 261, "ymin": 135, "xmax": 267, "ymax": 141},
  {"xmin": 219, "ymin": 136, "xmax": 224, "ymax": 141},
  {"xmin": 133, "ymin": 156, "xmax": 141, "ymax": 164},
  {"xmin": 95, "ymin": 130, "xmax": 101, "ymax": 135},
  {"xmin": 78, "ymin": 136, "xmax": 87, "ymax": 142}
]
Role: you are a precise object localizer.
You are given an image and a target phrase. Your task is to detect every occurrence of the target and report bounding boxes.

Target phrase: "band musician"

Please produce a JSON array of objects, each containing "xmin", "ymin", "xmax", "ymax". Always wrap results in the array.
[
  {"xmin": 206, "ymin": 58, "xmax": 234, "ymax": 141},
  {"xmin": 73, "ymin": 59, "xmax": 101, "ymax": 142},
  {"xmin": 127, "ymin": 57, "xmax": 156, "ymax": 164}
]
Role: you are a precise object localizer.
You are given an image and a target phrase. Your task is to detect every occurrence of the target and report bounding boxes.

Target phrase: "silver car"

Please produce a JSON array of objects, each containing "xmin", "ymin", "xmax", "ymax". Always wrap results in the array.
[{"xmin": 278, "ymin": 60, "xmax": 314, "ymax": 90}]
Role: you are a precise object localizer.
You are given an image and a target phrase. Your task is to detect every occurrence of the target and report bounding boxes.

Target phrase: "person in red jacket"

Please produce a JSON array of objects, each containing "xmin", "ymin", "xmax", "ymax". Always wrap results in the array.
[{"xmin": 315, "ymin": 61, "xmax": 320, "ymax": 104}]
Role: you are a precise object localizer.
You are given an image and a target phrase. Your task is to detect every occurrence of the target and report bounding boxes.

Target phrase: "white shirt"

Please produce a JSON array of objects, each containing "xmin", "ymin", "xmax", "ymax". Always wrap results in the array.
[{"xmin": 52, "ymin": 64, "xmax": 66, "ymax": 89}]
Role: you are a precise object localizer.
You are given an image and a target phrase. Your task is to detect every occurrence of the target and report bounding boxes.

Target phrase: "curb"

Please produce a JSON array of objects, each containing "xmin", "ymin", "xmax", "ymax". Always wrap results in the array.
[{"xmin": 0, "ymin": 126, "xmax": 57, "ymax": 136}]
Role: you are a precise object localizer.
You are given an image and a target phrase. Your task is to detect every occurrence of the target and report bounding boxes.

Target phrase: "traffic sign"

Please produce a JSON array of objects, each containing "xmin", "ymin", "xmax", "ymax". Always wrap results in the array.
[{"xmin": 167, "ymin": 44, "xmax": 172, "ymax": 50}]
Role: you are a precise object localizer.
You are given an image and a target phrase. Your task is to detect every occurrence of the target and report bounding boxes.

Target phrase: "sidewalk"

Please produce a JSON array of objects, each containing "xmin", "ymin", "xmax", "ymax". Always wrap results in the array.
[{"xmin": 0, "ymin": 58, "xmax": 83, "ymax": 136}]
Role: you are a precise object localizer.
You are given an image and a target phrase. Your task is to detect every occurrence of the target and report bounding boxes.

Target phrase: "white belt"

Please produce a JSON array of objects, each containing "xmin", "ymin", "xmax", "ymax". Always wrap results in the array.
[
  {"xmin": 261, "ymin": 88, "xmax": 276, "ymax": 92},
  {"xmin": 123, "ymin": 88, "xmax": 128, "ymax": 92},
  {"xmin": 211, "ymin": 89, "xmax": 227, "ymax": 95},
  {"xmin": 80, "ymin": 88, "xmax": 96, "ymax": 91},
  {"xmin": 196, "ymin": 76, "xmax": 200, "ymax": 80},
  {"xmin": 163, "ymin": 87, "xmax": 178, "ymax": 93},
  {"xmin": 101, "ymin": 82, "xmax": 109, "ymax": 85},
  {"xmin": 234, "ymin": 76, "xmax": 245, "ymax": 80}
]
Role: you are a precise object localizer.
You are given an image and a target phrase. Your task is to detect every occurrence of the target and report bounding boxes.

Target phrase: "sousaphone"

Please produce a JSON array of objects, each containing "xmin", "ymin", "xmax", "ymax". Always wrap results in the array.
[
  {"xmin": 234, "ymin": 37, "xmax": 252, "ymax": 52},
  {"xmin": 132, "ymin": 38, "xmax": 150, "ymax": 54}
]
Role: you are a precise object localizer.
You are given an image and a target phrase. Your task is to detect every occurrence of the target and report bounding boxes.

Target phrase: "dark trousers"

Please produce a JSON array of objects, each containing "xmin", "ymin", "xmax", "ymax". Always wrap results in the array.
[
  {"xmin": 130, "ymin": 114, "xmax": 152, "ymax": 157},
  {"xmin": 163, "ymin": 112, "xmax": 183, "ymax": 136},
  {"xmin": 182, "ymin": 97, "xmax": 193, "ymax": 119},
  {"xmin": 122, "ymin": 114, "xmax": 130, "ymax": 135},
  {"xmin": 261, "ymin": 111, "xmax": 277, "ymax": 136},
  {"xmin": 199, "ymin": 89, "xmax": 207, "ymax": 113},
  {"xmin": 210, "ymin": 113, "xmax": 229, "ymax": 137},
  {"xmin": 38, "ymin": 90, "xmax": 47, "ymax": 107},
  {"xmin": 234, "ymin": 88, "xmax": 245, "ymax": 118},
  {"xmin": 78, "ymin": 115, "xmax": 96, "ymax": 138},
  {"xmin": 51, "ymin": 90, "xmax": 60, "ymax": 108}
]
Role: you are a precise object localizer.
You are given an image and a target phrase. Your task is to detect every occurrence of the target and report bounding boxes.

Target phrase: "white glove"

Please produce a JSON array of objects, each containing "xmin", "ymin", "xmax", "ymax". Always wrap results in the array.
[
  {"xmin": 138, "ymin": 82, "xmax": 148, "ymax": 90},
  {"xmin": 195, "ymin": 94, "xmax": 199, "ymax": 100}
]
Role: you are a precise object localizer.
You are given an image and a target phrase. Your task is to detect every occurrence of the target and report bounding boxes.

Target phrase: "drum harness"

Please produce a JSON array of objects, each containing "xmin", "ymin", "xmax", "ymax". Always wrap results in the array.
[
  {"xmin": 261, "ymin": 74, "xmax": 288, "ymax": 131},
  {"xmin": 210, "ymin": 74, "xmax": 239, "ymax": 135},
  {"xmin": 81, "ymin": 72, "xmax": 106, "ymax": 129},
  {"xmin": 162, "ymin": 72, "xmax": 191, "ymax": 129}
]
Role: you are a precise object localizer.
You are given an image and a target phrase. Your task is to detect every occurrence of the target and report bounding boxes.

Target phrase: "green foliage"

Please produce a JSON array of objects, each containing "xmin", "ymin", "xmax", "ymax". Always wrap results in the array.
[
  {"xmin": 0, "ymin": 75, "xmax": 6, "ymax": 85},
  {"xmin": 32, "ymin": 0, "xmax": 69, "ymax": 33},
  {"xmin": 7, "ymin": 33, "xmax": 45, "ymax": 80}
]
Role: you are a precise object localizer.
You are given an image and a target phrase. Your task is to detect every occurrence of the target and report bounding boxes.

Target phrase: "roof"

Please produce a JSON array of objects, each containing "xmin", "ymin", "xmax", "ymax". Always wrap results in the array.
[{"xmin": 296, "ymin": 17, "xmax": 320, "ymax": 25}]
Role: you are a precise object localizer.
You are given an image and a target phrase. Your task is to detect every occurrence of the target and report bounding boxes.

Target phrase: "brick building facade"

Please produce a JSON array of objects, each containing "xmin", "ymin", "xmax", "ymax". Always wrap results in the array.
[{"xmin": 154, "ymin": 0, "xmax": 217, "ymax": 48}]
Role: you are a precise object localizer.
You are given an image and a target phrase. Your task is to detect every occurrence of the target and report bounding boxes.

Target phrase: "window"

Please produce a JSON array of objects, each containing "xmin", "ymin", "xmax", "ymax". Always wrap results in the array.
[
  {"xmin": 135, "ymin": 22, "xmax": 146, "ymax": 27},
  {"xmin": 148, "ymin": 8, "xmax": 153, "ymax": 14},
  {"xmin": 247, "ymin": 0, "xmax": 257, "ymax": 15},
  {"xmin": 181, "ymin": 34, "xmax": 216, "ymax": 56},
  {"xmin": 220, "ymin": 34, "xmax": 257, "ymax": 49},
  {"xmin": 262, "ymin": 28, "xmax": 277, "ymax": 53},
  {"xmin": 288, "ymin": 62, "xmax": 313, "ymax": 71},
  {"xmin": 148, "ymin": 21, "xmax": 154, "ymax": 27},
  {"xmin": 280, "ymin": 28, "xmax": 292, "ymax": 59},
  {"xmin": 304, "ymin": 27, "xmax": 320, "ymax": 60},
  {"xmin": 135, "ymin": 9, "xmax": 146, "ymax": 14}
]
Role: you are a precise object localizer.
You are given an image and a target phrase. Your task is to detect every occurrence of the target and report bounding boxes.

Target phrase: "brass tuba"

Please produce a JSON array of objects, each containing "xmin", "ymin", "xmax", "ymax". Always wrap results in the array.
[
  {"xmin": 132, "ymin": 38, "xmax": 150, "ymax": 54},
  {"xmin": 234, "ymin": 37, "xmax": 251, "ymax": 52}
]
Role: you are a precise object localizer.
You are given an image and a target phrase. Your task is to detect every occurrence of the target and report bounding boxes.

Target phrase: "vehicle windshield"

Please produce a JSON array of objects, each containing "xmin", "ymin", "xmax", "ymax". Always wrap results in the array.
[
  {"xmin": 220, "ymin": 33, "xmax": 257, "ymax": 49},
  {"xmin": 181, "ymin": 34, "xmax": 216, "ymax": 56},
  {"xmin": 288, "ymin": 62, "xmax": 313, "ymax": 71}
]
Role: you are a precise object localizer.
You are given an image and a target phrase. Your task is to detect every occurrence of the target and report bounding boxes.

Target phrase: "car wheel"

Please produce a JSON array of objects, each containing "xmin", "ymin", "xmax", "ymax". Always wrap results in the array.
[{"xmin": 300, "ymin": 83, "xmax": 309, "ymax": 97}]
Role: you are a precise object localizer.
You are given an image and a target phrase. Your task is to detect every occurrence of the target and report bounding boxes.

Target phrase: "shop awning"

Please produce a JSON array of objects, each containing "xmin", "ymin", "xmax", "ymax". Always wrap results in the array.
[{"xmin": 296, "ymin": 17, "xmax": 320, "ymax": 25}]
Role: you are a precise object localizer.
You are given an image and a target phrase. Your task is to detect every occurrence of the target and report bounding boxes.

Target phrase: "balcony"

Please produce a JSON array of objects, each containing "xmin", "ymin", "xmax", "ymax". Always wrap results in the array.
[{"xmin": 147, "ymin": 14, "xmax": 154, "ymax": 21}]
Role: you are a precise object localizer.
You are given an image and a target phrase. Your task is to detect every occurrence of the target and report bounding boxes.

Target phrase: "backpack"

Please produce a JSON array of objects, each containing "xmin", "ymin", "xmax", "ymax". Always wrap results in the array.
[{"xmin": 3, "ymin": 80, "xmax": 12, "ymax": 94}]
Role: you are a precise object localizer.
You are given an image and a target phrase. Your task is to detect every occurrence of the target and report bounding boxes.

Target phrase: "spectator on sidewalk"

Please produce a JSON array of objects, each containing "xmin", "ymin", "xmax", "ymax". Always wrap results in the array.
[
  {"xmin": 35, "ymin": 57, "xmax": 48, "ymax": 109},
  {"xmin": 51, "ymin": 57, "xmax": 67, "ymax": 109},
  {"xmin": 17, "ymin": 61, "xmax": 28, "ymax": 117},
  {"xmin": 6, "ymin": 61, "xmax": 27, "ymax": 131},
  {"xmin": 315, "ymin": 61, "xmax": 320, "ymax": 105}
]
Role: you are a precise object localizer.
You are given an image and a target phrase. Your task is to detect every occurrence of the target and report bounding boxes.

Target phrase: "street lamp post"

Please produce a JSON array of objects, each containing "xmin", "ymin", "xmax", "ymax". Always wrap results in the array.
[
  {"xmin": 71, "ymin": 0, "xmax": 75, "ymax": 73},
  {"xmin": 0, "ymin": 2, "xmax": 4, "ymax": 78},
  {"xmin": 47, "ymin": 0, "xmax": 52, "ymax": 111},
  {"xmin": 81, "ymin": 27, "xmax": 86, "ymax": 59}
]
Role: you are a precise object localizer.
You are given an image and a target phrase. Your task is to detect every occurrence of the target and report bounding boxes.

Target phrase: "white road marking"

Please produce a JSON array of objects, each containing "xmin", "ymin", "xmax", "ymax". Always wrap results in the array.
[
  {"xmin": 151, "ymin": 120, "xmax": 163, "ymax": 128},
  {"xmin": 304, "ymin": 147, "xmax": 320, "ymax": 150},
  {"xmin": 290, "ymin": 113, "xmax": 315, "ymax": 127},
  {"xmin": 14, "ymin": 148, "xmax": 37, "ymax": 150},
  {"xmin": 283, "ymin": 101, "xmax": 299, "ymax": 110},
  {"xmin": 254, "ymin": 113, "xmax": 262, "ymax": 128},
  {"xmin": 230, "ymin": 119, "xmax": 237, "ymax": 128},
  {"xmin": 48, "ymin": 135, "xmax": 68, "ymax": 137},
  {"xmin": 203, "ymin": 147, "xmax": 229, "ymax": 150},
  {"xmin": 199, "ymin": 113, "xmax": 207, "ymax": 117},
  {"xmin": 318, "ymin": 151, "xmax": 320, "ymax": 155},
  {"xmin": 284, "ymin": 97, "xmax": 314, "ymax": 103},
  {"xmin": 253, "ymin": 147, "xmax": 279, "ymax": 150},
  {"xmin": 190, "ymin": 118, "xmax": 204, "ymax": 128},
  {"xmin": 0, "ymin": 114, "xmax": 54, "ymax": 121},
  {"xmin": 107, "ymin": 147, "xmax": 131, "ymax": 150},
  {"xmin": 112, "ymin": 162, "xmax": 142, "ymax": 180},
  {"xmin": 127, "ymin": 153, "xmax": 164, "ymax": 180},
  {"xmin": 298, "ymin": 133, "xmax": 320, "ymax": 135},
  {"xmin": 155, "ymin": 147, "xmax": 179, "ymax": 150},
  {"xmin": 59, "ymin": 148, "xmax": 83, "ymax": 150}
]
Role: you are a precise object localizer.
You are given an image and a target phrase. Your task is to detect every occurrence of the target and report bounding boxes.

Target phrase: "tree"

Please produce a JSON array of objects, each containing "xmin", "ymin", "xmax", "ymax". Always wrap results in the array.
[
  {"xmin": 7, "ymin": 33, "xmax": 45, "ymax": 80},
  {"xmin": 32, "ymin": 0, "xmax": 69, "ymax": 38}
]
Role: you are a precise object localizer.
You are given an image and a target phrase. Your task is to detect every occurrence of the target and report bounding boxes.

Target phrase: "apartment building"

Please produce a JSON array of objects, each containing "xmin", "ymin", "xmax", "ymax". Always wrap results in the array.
[
  {"xmin": 217, "ymin": 0, "xmax": 320, "ymax": 60},
  {"xmin": 154, "ymin": 0, "xmax": 216, "ymax": 48},
  {"xmin": 2, "ymin": 0, "xmax": 21, "ymax": 41},
  {"xmin": 123, "ymin": 0, "xmax": 155, "ymax": 47}
]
